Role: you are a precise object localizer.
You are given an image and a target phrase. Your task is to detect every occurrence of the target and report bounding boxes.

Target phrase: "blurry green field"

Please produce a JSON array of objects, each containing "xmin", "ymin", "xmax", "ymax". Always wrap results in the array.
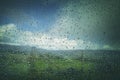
[{"xmin": 0, "ymin": 51, "xmax": 120, "ymax": 80}]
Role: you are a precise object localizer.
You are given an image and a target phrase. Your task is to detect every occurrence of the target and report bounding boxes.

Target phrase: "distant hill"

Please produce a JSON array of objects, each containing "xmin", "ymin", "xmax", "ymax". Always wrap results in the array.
[{"xmin": 0, "ymin": 43, "xmax": 120, "ymax": 60}]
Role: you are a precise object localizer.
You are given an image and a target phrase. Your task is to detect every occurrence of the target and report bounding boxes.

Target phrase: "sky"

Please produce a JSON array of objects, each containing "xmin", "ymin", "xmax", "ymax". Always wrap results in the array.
[{"xmin": 0, "ymin": 0, "xmax": 120, "ymax": 50}]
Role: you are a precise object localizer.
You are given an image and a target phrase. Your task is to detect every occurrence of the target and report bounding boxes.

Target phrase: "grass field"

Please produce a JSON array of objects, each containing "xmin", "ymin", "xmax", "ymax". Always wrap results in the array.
[{"xmin": 0, "ymin": 49, "xmax": 120, "ymax": 80}]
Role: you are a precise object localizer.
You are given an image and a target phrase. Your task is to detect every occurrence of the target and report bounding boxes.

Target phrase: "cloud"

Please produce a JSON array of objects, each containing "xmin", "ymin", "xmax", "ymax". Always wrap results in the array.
[
  {"xmin": 0, "ymin": 24, "xmax": 16, "ymax": 35},
  {"xmin": 49, "ymin": 0, "xmax": 120, "ymax": 46},
  {"xmin": 0, "ymin": 24, "xmax": 18, "ymax": 42},
  {"xmin": 0, "ymin": 23, "xmax": 102, "ymax": 50},
  {"xmin": 0, "ymin": 0, "xmax": 119, "ymax": 50},
  {"xmin": 25, "ymin": 35, "xmax": 77, "ymax": 50},
  {"xmin": 0, "ymin": 24, "xmax": 78, "ymax": 50},
  {"xmin": 1, "ymin": 23, "xmax": 118, "ymax": 50},
  {"xmin": 49, "ymin": 2, "xmax": 102, "ymax": 40},
  {"xmin": 76, "ymin": 40, "xmax": 100, "ymax": 50}
]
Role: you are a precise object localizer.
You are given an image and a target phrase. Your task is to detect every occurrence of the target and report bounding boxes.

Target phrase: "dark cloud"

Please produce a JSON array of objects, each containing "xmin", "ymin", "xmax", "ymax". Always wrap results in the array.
[
  {"xmin": 49, "ymin": 0, "xmax": 120, "ymax": 48},
  {"xmin": 0, "ymin": 0, "xmax": 120, "ymax": 49}
]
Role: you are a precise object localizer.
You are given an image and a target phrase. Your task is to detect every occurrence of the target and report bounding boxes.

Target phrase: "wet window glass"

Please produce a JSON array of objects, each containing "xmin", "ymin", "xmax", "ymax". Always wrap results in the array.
[{"xmin": 0, "ymin": 0, "xmax": 120, "ymax": 80}]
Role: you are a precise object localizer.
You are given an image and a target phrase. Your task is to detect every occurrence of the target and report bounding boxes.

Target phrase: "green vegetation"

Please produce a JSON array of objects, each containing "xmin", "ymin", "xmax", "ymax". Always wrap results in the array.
[{"xmin": 0, "ymin": 51, "xmax": 120, "ymax": 80}]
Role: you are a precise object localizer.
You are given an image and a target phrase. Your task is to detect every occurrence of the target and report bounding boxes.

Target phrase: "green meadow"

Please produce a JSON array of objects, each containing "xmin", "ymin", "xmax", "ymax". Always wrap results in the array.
[{"xmin": 0, "ymin": 50, "xmax": 120, "ymax": 80}]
